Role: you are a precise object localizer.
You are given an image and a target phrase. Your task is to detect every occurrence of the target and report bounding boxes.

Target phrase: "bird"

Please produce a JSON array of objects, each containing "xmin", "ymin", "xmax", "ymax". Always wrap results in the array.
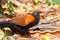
[{"xmin": 0, "ymin": 10, "xmax": 40, "ymax": 37}]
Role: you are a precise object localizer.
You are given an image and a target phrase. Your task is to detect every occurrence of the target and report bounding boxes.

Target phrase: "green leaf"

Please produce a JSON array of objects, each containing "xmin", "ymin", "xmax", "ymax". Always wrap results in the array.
[
  {"xmin": 46, "ymin": 0, "xmax": 51, "ymax": 6},
  {"xmin": 55, "ymin": 0, "xmax": 60, "ymax": 4},
  {"xmin": 0, "ymin": 14, "xmax": 2, "ymax": 17},
  {"xmin": 0, "ymin": 29, "xmax": 4, "ymax": 39},
  {"xmin": 46, "ymin": 0, "xmax": 60, "ymax": 6},
  {"xmin": 42, "ymin": 35, "xmax": 50, "ymax": 40},
  {"xmin": 6, "ymin": 0, "xmax": 16, "ymax": 14},
  {"xmin": 10, "ymin": 2, "xmax": 18, "ymax": 8},
  {"xmin": 7, "ymin": 0, "xmax": 10, "ymax": 4},
  {"xmin": 34, "ymin": 0, "xmax": 39, "ymax": 4},
  {"xmin": 8, "ymin": 4, "xmax": 15, "ymax": 14},
  {"xmin": 2, "ymin": 36, "xmax": 8, "ymax": 40},
  {"xmin": 3, "ymin": 27, "xmax": 11, "ymax": 31},
  {"xmin": 12, "ymin": 3, "xmax": 18, "ymax": 8}
]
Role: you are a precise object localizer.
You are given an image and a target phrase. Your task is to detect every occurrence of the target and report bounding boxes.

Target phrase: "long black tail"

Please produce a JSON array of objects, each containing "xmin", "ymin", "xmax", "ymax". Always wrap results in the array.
[
  {"xmin": 0, "ymin": 21, "xmax": 22, "ymax": 34},
  {"xmin": 0, "ymin": 21, "xmax": 30, "ymax": 36}
]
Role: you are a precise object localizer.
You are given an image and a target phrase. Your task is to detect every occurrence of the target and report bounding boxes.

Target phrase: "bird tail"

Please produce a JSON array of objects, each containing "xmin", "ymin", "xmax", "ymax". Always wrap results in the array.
[{"xmin": 0, "ymin": 21, "xmax": 30, "ymax": 37}]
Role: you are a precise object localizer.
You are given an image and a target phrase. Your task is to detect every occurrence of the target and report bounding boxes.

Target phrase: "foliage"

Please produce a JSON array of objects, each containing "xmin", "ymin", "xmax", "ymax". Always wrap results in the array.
[
  {"xmin": 0, "ymin": 14, "xmax": 3, "ymax": 17},
  {"xmin": 0, "ymin": 5, "xmax": 3, "ymax": 17},
  {"xmin": 3, "ymin": 27, "xmax": 11, "ymax": 31},
  {"xmin": 7, "ymin": 0, "xmax": 15, "ymax": 14},
  {"xmin": 42, "ymin": 35, "xmax": 50, "ymax": 40},
  {"xmin": 6, "ymin": 0, "xmax": 18, "ymax": 14},
  {"xmin": 0, "ymin": 29, "xmax": 4, "ymax": 40},
  {"xmin": 34, "ymin": 0, "xmax": 40, "ymax": 4},
  {"xmin": 2, "ymin": 36, "xmax": 8, "ymax": 40},
  {"xmin": 46, "ymin": 0, "xmax": 60, "ymax": 6}
]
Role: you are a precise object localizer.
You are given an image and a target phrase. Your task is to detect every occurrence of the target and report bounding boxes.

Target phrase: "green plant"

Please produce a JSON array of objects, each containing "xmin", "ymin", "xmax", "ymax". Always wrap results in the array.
[
  {"xmin": 0, "ymin": 5, "xmax": 3, "ymax": 17},
  {"xmin": 0, "ymin": 29, "xmax": 4, "ymax": 40},
  {"xmin": 2, "ymin": 36, "xmax": 8, "ymax": 40},
  {"xmin": 42, "ymin": 35, "xmax": 50, "ymax": 40},
  {"xmin": 3, "ymin": 27, "xmax": 12, "ymax": 36},
  {"xmin": 46, "ymin": 0, "xmax": 60, "ymax": 6},
  {"xmin": 6, "ymin": 0, "xmax": 18, "ymax": 15},
  {"xmin": 34, "ymin": 0, "xmax": 40, "ymax": 4}
]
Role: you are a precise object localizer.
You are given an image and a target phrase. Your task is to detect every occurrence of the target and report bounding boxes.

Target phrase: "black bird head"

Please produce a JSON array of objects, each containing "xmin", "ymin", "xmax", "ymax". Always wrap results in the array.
[{"xmin": 32, "ymin": 10, "xmax": 40, "ymax": 20}]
